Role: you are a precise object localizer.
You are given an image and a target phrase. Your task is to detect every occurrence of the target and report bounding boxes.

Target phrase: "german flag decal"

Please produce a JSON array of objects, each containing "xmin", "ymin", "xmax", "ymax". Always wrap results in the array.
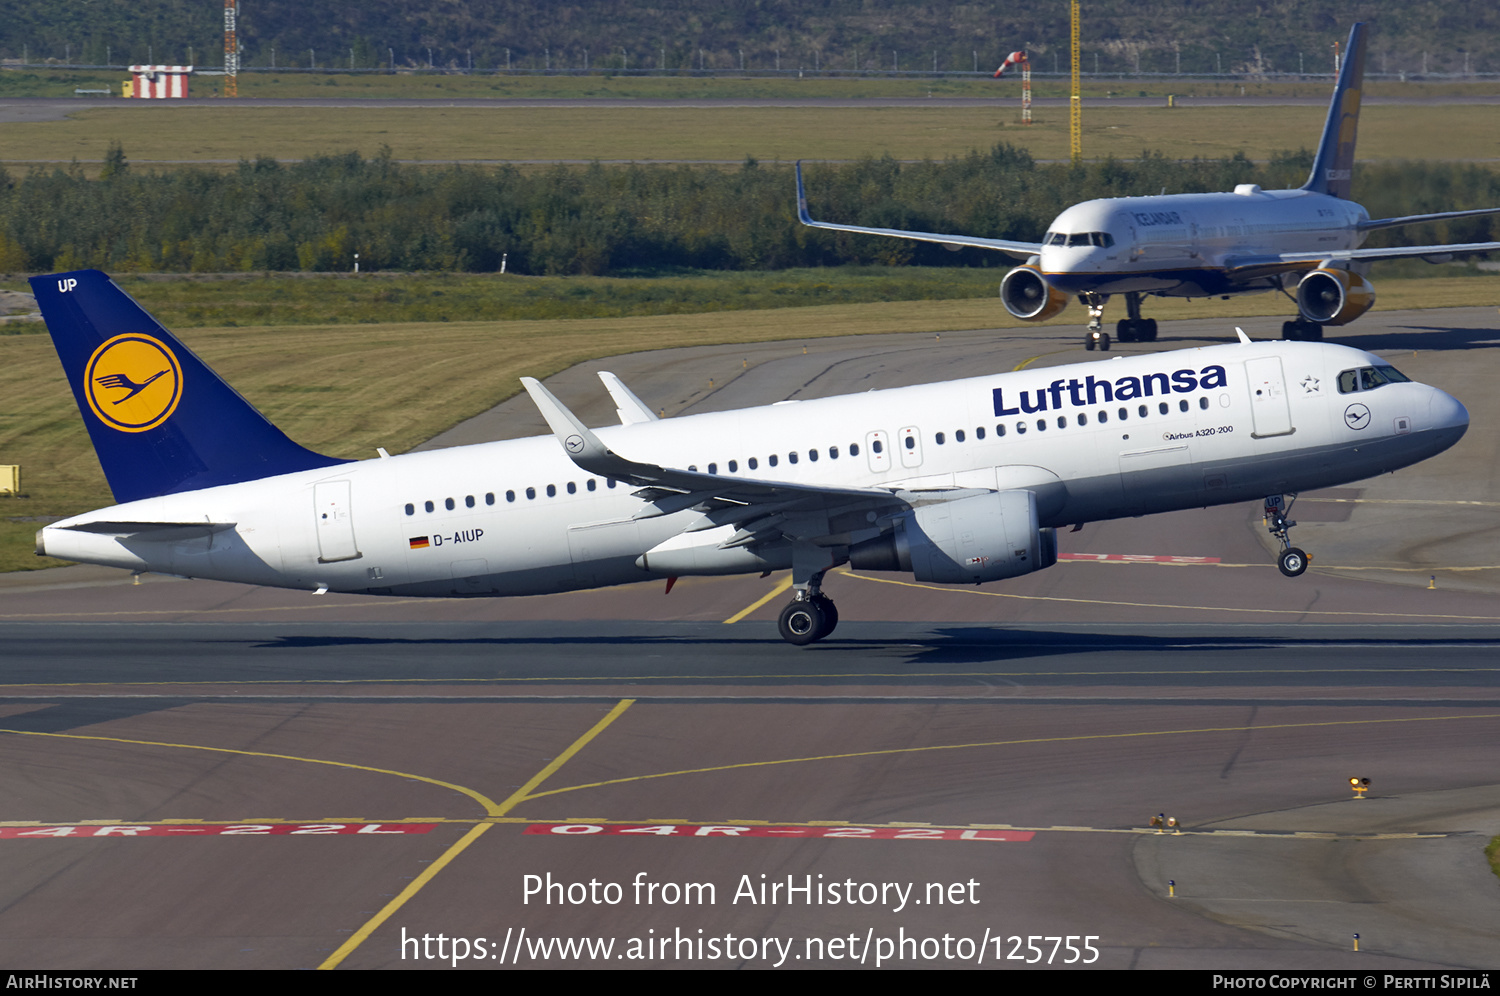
[{"xmin": 408, "ymin": 536, "xmax": 430, "ymax": 549}]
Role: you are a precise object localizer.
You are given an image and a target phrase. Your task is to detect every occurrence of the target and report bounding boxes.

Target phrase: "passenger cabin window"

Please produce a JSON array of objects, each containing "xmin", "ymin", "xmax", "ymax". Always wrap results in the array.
[
  {"xmin": 445, "ymin": 498, "xmax": 455, "ymax": 510},
  {"xmin": 935, "ymin": 432, "xmax": 945, "ymax": 445},
  {"xmin": 424, "ymin": 500, "xmax": 434, "ymax": 513},
  {"xmin": 567, "ymin": 482, "xmax": 576, "ymax": 494},
  {"xmin": 465, "ymin": 495, "xmax": 475, "ymax": 508},
  {"xmin": 404, "ymin": 503, "xmax": 414, "ymax": 516},
  {"xmin": 807, "ymin": 449, "xmax": 818, "ymax": 462},
  {"xmin": 546, "ymin": 484, "xmax": 556, "ymax": 497}
]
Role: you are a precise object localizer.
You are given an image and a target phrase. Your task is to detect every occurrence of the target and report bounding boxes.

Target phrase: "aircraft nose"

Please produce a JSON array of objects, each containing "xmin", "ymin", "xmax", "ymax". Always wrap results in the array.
[{"xmin": 1428, "ymin": 388, "xmax": 1469, "ymax": 436}]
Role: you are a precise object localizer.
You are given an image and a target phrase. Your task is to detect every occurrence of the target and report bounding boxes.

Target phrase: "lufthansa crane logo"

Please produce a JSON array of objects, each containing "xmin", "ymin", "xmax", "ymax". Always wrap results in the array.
[
  {"xmin": 84, "ymin": 334, "xmax": 183, "ymax": 433},
  {"xmin": 1343, "ymin": 403, "xmax": 1371, "ymax": 431}
]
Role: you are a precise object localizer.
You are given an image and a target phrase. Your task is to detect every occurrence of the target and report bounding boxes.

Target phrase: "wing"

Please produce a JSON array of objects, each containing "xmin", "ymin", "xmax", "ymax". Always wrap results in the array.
[
  {"xmin": 521, "ymin": 377, "xmax": 986, "ymax": 552},
  {"xmin": 1223, "ymin": 241, "xmax": 1500, "ymax": 281},
  {"xmin": 796, "ymin": 162, "xmax": 1042, "ymax": 260}
]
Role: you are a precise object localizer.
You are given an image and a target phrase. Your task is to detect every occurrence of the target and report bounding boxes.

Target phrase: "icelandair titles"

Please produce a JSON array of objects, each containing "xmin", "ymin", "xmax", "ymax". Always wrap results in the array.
[{"xmin": 993, "ymin": 364, "xmax": 1228, "ymax": 416}]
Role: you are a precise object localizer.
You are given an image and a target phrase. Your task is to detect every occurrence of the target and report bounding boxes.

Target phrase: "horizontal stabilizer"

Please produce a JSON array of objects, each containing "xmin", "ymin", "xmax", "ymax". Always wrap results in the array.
[
  {"xmin": 1358, "ymin": 207, "xmax": 1500, "ymax": 233},
  {"xmin": 59, "ymin": 520, "xmax": 238, "ymax": 540}
]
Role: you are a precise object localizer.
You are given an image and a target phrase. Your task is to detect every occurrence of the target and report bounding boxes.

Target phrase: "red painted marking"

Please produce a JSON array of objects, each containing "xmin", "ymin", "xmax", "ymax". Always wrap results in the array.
[
  {"xmin": 0, "ymin": 823, "xmax": 438, "ymax": 838},
  {"xmin": 524, "ymin": 823, "xmax": 1034, "ymax": 841},
  {"xmin": 1059, "ymin": 554, "xmax": 1219, "ymax": 564}
]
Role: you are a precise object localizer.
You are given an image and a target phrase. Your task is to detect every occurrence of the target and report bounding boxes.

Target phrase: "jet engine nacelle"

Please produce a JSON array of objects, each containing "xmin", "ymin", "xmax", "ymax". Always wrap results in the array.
[
  {"xmin": 999, "ymin": 265, "xmax": 1069, "ymax": 322},
  {"xmin": 849, "ymin": 490, "xmax": 1058, "ymax": 584},
  {"xmin": 1296, "ymin": 268, "xmax": 1376, "ymax": 326}
]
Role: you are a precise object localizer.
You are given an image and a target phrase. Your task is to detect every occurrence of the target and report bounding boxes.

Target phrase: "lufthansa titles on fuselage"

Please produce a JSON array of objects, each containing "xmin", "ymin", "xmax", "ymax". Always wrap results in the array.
[{"xmin": 992, "ymin": 364, "xmax": 1229, "ymax": 416}]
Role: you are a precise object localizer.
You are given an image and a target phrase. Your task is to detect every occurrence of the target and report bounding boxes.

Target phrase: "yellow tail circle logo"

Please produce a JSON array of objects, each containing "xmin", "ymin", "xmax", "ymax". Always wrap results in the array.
[{"xmin": 84, "ymin": 334, "xmax": 183, "ymax": 432}]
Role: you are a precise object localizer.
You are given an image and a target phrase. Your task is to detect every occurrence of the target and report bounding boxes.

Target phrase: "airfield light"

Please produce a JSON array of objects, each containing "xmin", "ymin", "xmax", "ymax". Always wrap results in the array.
[{"xmin": 1349, "ymin": 777, "xmax": 1370, "ymax": 799}]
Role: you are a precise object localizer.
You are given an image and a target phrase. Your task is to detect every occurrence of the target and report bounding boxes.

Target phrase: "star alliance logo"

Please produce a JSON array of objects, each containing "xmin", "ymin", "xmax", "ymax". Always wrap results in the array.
[{"xmin": 1301, "ymin": 375, "xmax": 1321, "ymax": 394}]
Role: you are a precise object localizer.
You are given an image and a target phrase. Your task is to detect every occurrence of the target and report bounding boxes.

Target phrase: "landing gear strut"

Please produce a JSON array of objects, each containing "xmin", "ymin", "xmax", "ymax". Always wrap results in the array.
[
  {"xmin": 1264, "ymin": 494, "xmax": 1310, "ymax": 577},
  {"xmin": 778, "ymin": 565, "xmax": 839, "ymax": 645},
  {"xmin": 1082, "ymin": 292, "xmax": 1110, "ymax": 352},
  {"xmin": 1116, "ymin": 291, "xmax": 1158, "ymax": 343}
]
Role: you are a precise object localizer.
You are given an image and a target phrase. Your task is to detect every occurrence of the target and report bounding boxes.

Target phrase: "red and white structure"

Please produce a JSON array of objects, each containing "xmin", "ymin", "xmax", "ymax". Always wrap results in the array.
[
  {"xmin": 127, "ymin": 65, "xmax": 193, "ymax": 98},
  {"xmin": 993, "ymin": 50, "xmax": 1032, "ymax": 125}
]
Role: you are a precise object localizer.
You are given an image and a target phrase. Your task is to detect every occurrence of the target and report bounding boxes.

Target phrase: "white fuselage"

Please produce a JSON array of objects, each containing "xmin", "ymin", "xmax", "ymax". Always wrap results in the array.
[
  {"xmin": 42, "ymin": 340, "xmax": 1467, "ymax": 598},
  {"xmin": 1039, "ymin": 188, "xmax": 1369, "ymax": 297}
]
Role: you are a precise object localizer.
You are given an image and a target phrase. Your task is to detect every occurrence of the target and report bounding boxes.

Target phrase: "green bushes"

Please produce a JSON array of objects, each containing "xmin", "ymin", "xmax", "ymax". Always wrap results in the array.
[{"xmin": 1, "ymin": 146, "xmax": 1495, "ymax": 276}]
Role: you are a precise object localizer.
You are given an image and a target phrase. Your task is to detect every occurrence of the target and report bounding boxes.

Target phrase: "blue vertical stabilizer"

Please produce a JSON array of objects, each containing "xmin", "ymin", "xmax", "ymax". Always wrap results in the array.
[
  {"xmin": 30, "ymin": 270, "xmax": 349, "ymax": 504},
  {"xmin": 1302, "ymin": 22, "xmax": 1368, "ymax": 200}
]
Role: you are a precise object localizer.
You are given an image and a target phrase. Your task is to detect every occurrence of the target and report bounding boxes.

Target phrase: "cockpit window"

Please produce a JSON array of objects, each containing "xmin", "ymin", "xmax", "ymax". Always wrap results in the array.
[
  {"xmin": 1057, "ymin": 232, "xmax": 1114, "ymax": 248},
  {"xmin": 1339, "ymin": 365, "xmax": 1411, "ymax": 394}
]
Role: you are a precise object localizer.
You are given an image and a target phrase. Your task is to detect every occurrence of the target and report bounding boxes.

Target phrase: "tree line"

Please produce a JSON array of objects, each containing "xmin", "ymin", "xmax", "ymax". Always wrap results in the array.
[
  {"xmin": 5, "ymin": 0, "xmax": 1499, "ymax": 77},
  {"xmin": 1, "ymin": 146, "xmax": 1496, "ymax": 276}
]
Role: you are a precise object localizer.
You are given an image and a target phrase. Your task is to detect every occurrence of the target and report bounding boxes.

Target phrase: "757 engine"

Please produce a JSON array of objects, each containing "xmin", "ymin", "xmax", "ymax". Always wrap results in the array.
[
  {"xmin": 999, "ymin": 265, "xmax": 1070, "ymax": 322},
  {"xmin": 850, "ymin": 490, "xmax": 1058, "ymax": 584}
]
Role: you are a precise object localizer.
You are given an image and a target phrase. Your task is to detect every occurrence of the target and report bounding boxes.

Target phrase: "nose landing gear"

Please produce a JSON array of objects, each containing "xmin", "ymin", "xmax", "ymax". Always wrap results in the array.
[
  {"xmin": 1082, "ymin": 293, "xmax": 1111, "ymax": 351},
  {"xmin": 1264, "ymin": 494, "xmax": 1310, "ymax": 577}
]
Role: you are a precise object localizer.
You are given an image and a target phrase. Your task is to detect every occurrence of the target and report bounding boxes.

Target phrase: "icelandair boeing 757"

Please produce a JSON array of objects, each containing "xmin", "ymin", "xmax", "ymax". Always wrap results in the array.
[
  {"xmin": 797, "ymin": 22, "xmax": 1500, "ymax": 351},
  {"xmin": 31, "ymin": 271, "xmax": 1468, "ymax": 644}
]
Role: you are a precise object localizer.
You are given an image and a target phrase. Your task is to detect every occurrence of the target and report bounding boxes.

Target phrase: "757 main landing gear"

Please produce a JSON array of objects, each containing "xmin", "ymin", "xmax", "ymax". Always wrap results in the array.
[
  {"xmin": 1264, "ymin": 494, "xmax": 1310, "ymax": 577},
  {"xmin": 778, "ymin": 569, "xmax": 839, "ymax": 645}
]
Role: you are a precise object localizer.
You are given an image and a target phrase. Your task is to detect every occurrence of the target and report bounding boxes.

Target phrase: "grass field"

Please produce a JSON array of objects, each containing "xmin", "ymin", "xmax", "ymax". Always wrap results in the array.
[
  {"xmin": 6, "ymin": 67, "xmax": 1500, "ymax": 102},
  {"xmin": 2, "ymin": 273, "xmax": 1496, "ymax": 572},
  {"xmin": 5, "ymin": 102, "xmax": 1499, "ymax": 168}
]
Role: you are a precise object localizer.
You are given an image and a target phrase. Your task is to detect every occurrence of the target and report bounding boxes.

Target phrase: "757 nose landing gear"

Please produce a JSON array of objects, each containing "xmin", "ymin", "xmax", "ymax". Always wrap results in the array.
[
  {"xmin": 1264, "ymin": 494, "xmax": 1310, "ymax": 577},
  {"xmin": 1082, "ymin": 293, "xmax": 1111, "ymax": 352}
]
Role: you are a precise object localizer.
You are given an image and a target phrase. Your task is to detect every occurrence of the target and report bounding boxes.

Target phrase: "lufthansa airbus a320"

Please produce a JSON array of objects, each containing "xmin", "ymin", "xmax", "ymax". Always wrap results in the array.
[{"xmin": 31, "ymin": 271, "xmax": 1467, "ymax": 644}]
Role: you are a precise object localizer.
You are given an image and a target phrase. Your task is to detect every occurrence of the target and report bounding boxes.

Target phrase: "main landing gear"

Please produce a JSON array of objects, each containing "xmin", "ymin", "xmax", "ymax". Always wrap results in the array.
[
  {"xmin": 1281, "ymin": 319, "xmax": 1324, "ymax": 341},
  {"xmin": 1116, "ymin": 291, "xmax": 1158, "ymax": 344},
  {"xmin": 1264, "ymin": 494, "xmax": 1310, "ymax": 578},
  {"xmin": 778, "ymin": 567, "xmax": 839, "ymax": 645},
  {"xmin": 1083, "ymin": 291, "xmax": 1159, "ymax": 351}
]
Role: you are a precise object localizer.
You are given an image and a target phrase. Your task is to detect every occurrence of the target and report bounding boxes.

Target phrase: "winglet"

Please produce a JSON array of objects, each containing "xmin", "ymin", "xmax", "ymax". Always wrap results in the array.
[
  {"xmin": 598, "ymin": 371, "xmax": 659, "ymax": 425},
  {"xmin": 521, "ymin": 377, "xmax": 633, "ymax": 478},
  {"xmin": 1235, "ymin": 327, "xmax": 1253, "ymax": 344},
  {"xmin": 795, "ymin": 161, "xmax": 814, "ymax": 225}
]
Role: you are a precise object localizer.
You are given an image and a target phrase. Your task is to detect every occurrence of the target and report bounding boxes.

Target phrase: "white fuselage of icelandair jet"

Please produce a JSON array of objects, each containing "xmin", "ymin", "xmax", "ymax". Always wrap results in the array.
[
  {"xmin": 1036, "ymin": 187, "xmax": 1366, "ymax": 298},
  {"xmin": 39, "ymin": 338, "xmax": 1468, "ymax": 602},
  {"xmin": 795, "ymin": 22, "xmax": 1500, "ymax": 349}
]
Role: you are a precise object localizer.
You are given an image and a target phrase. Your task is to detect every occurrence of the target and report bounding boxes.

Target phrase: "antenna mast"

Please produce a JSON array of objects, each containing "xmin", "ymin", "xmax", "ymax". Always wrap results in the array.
[
  {"xmin": 1069, "ymin": 0, "xmax": 1081, "ymax": 163},
  {"xmin": 223, "ymin": 0, "xmax": 239, "ymax": 97}
]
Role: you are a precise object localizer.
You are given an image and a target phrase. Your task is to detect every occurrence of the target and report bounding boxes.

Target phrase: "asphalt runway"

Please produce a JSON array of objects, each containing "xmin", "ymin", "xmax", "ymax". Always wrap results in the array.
[{"xmin": 2, "ymin": 306, "xmax": 1500, "ymax": 969}]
